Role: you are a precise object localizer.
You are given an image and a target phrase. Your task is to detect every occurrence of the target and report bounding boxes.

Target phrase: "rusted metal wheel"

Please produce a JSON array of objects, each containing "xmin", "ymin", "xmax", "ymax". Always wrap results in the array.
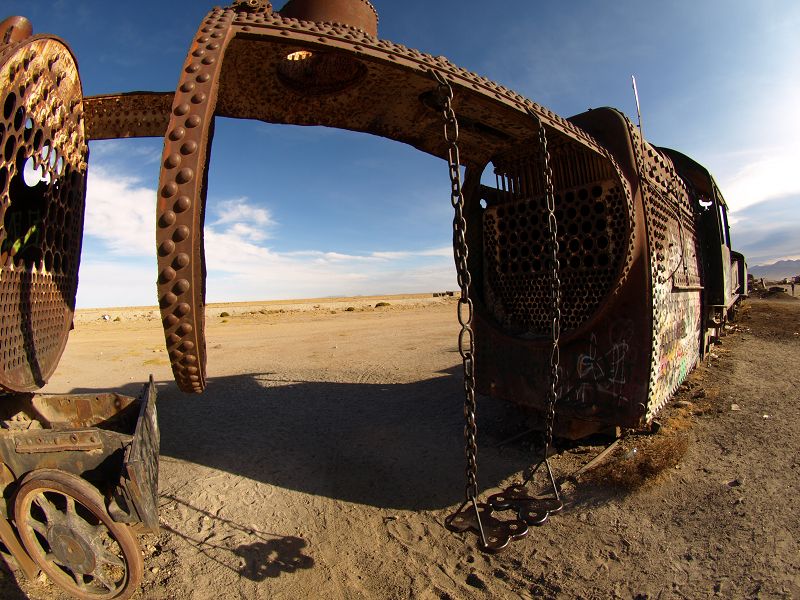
[{"xmin": 14, "ymin": 469, "xmax": 143, "ymax": 600}]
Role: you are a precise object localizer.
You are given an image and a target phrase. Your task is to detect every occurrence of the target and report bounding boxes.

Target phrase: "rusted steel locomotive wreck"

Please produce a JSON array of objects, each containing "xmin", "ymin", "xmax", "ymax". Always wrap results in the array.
[{"xmin": 0, "ymin": 0, "xmax": 746, "ymax": 596}]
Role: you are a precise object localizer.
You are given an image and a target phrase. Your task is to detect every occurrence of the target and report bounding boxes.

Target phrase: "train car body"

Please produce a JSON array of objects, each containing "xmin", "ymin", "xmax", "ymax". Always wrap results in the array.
[
  {"xmin": 659, "ymin": 147, "xmax": 748, "ymax": 335},
  {"xmin": 473, "ymin": 107, "xmax": 745, "ymax": 438}
]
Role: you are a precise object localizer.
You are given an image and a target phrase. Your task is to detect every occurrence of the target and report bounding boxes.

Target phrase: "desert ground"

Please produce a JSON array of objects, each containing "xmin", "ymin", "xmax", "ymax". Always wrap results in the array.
[{"xmin": 1, "ymin": 292, "xmax": 798, "ymax": 599}]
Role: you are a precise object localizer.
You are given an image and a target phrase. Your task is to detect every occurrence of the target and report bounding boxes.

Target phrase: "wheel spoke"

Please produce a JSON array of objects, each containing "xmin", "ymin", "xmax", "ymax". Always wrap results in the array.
[
  {"xmin": 65, "ymin": 496, "xmax": 77, "ymax": 519},
  {"xmin": 69, "ymin": 567, "xmax": 87, "ymax": 590},
  {"xmin": 44, "ymin": 552, "xmax": 67, "ymax": 568},
  {"xmin": 33, "ymin": 493, "xmax": 58, "ymax": 523},
  {"xmin": 92, "ymin": 522, "xmax": 108, "ymax": 541},
  {"xmin": 92, "ymin": 566, "xmax": 118, "ymax": 592},
  {"xmin": 29, "ymin": 518, "xmax": 48, "ymax": 538},
  {"xmin": 97, "ymin": 548, "xmax": 125, "ymax": 568}
]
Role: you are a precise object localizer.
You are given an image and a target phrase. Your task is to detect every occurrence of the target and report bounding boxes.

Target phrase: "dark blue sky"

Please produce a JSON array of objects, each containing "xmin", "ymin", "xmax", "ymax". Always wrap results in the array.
[{"xmin": 5, "ymin": 0, "xmax": 797, "ymax": 306}]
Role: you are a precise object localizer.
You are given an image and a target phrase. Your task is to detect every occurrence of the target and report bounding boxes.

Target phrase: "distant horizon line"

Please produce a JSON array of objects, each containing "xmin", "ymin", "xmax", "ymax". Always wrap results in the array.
[{"xmin": 74, "ymin": 290, "xmax": 459, "ymax": 312}]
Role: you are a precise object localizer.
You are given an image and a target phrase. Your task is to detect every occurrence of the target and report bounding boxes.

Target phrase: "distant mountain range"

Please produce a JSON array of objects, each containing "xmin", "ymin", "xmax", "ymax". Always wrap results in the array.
[{"xmin": 749, "ymin": 260, "xmax": 800, "ymax": 281}]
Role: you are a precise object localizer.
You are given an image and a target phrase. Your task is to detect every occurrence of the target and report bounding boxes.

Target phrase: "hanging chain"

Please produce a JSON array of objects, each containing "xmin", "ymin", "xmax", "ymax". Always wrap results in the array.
[
  {"xmin": 536, "ymin": 115, "xmax": 561, "ymax": 457},
  {"xmin": 433, "ymin": 71, "xmax": 532, "ymax": 553},
  {"xmin": 481, "ymin": 111, "xmax": 564, "ymax": 528},
  {"xmin": 431, "ymin": 70, "xmax": 478, "ymax": 502}
]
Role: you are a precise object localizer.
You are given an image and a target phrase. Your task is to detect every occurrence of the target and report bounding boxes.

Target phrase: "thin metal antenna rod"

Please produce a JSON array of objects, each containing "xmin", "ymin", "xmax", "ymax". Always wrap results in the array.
[{"xmin": 631, "ymin": 75, "xmax": 646, "ymax": 155}]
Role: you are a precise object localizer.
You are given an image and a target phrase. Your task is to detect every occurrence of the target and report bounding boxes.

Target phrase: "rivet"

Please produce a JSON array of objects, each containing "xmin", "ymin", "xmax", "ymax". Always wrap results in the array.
[
  {"xmin": 175, "ymin": 303, "xmax": 191, "ymax": 317},
  {"xmin": 186, "ymin": 115, "xmax": 202, "ymax": 128},
  {"xmin": 181, "ymin": 341, "xmax": 196, "ymax": 352},
  {"xmin": 160, "ymin": 267, "xmax": 177, "ymax": 283},
  {"xmin": 189, "ymin": 375, "xmax": 200, "ymax": 382},
  {"xmin": 159, "ymin": 210, "xmax": 177, "ymax": 227},
  {"xmin": 159, "ymin": 240, "xmax": 176, "ymax": 256},
  {"xmin": 164, "ymin": 314, "xmax": 179, "ymax": 327},
  {"xmin": 180, "ymin": 141, "xmax": 198, "ymax": 155},
  {"xmin": 207, "ymin": 42, "xmax": 220, "ymax": 50},
  {"xmin": 173, "ymin": 225, "xmax": 190, "ymax": 242},
  {"xmin": 180, "ymin": 81, "xmax": 196, "ymax": 93},
  {"xmin": 168, "ymin": 333, "xmax": 181, "ymax": 344},
  {"xmin": 173, "ymin": 253, "xmax": 190, "ymax": 269},
  {"xmin": 178, "ymin": 323, "xmax": 193, "ymax": 336},
  {"xmin": 186, "ymin": 63, "xmax": 201, "ymax": 73},
  {"xmin": 201, "ymin": 56, "xmax": 216, "ymax": 65},
  {"xmin": 191, "ymin": 92, "xmax": 207, "ymax": 104},
  {"xmin": 164, "ymin": 153, "xmax": 181, "ymax": 169},
  {"xmin": 173, "ymin": 279, "xmax": 190, "ymax": 294},
  {"xmin": 169, "ymin": 350, "xmax": 183, "ymax": 361},
  {"xmin": 169, "ymin": 127, "xmax": 185, "ymax": 141},
  {"xmin": 161, "ymin": 292, "xmax": 178, "ymax": 306},
  {"xmin": 184, "ymin": 354, "xmax": 198, "ymax": 364},
  {"xmin": 174, "ymin": 103, "xmax": 190, "ymax": 116},
  {"xmin": 176, "ymin": 168, "xmax": 194, "ymax": 184},
  {"xmin": 174, "ymin": 196, "xmax": 192, "ymax": 212},
  {"xmin": 192, "ymin": 48, "xmax": 206, "ymax": 58},
  {"xmin": 196, "ymin": 73, "xmax": 211, "ymax": 83},
  {"xmin": 186, "ymin": 366, "xmax": 199, "ymax": 374},
  {"xmin": 198, "ymin": 36, "xmax": 210, "ymax": 43},
  {"xmin": 161, "ymin": 183, "xmax": 178, "ymax": 198}
]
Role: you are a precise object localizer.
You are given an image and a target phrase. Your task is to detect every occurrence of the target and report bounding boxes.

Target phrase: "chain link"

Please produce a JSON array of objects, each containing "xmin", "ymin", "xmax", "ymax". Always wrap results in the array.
[
  {"xmin": 534, "ymin": 114, "xmax": 561, "ymax": 454},
  {"xmin": 432, "ymin": 70, "xmax": 479, "ymax": 502}
]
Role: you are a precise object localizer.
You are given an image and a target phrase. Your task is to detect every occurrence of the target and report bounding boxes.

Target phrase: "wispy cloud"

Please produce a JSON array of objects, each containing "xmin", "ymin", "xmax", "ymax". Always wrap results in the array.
[
  {"xmin": 727, "ymin": 194, "xmax": 800, "ymax": 266},
  {"xmin": 89, "ymin": 139, "xmax": 162, "ymax": 166}
]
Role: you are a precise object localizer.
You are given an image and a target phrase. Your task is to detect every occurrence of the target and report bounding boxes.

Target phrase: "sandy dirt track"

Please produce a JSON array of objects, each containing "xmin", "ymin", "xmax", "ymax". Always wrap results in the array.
[{"xmin": 2, "ymin": 295, "xmax": 799, "ymax": 599}]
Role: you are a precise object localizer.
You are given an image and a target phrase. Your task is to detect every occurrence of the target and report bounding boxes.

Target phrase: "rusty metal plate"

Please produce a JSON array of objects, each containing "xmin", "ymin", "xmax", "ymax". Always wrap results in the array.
[
  {"xmin": 14, "ymin": 430, "xmax": 103, "ymax": 454},
  {"xmin": 122, "ymin": 377, "xmax": 160, "ymax": 532},
  {"xmin": 0, "ymin": 34, "xmax": 87, "ymax": 392},
  {"xmin": 83, "ymin": 92, "xmax": 173, "ymax": 141}
]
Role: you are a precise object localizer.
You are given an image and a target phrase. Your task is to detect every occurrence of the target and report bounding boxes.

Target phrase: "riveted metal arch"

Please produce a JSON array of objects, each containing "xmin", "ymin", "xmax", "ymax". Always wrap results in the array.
[
  {"xmin": 0, "ymin": 32, "xmax": 87, "ymax": 392},
  {"xmin": 156, "ymin": 9, "xmax": 236, "ymax": 393},
  {"xmin": 154, "ymin": 5, "xmax": 634, "ymax": 394}
]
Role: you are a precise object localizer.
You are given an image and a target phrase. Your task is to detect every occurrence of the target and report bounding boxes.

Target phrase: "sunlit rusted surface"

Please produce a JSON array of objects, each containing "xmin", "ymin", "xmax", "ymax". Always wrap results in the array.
[
  {"xmin": 280, "ymin": 0, "xmax": 378, "ymax": 37},
  {"xmin": 149, "ymin": 2, "xmax": 631, "ymax": 393},
  {"xmin": 0, "ymin": 16, "xmax": 32, "ymax": 45},
  {"xmin": 83, "ymin": 92, "xmax": 173, "ymax": 140},
  {"xmin": 0, "ymin": 28, "xmax": 87, "ymax": 392}
]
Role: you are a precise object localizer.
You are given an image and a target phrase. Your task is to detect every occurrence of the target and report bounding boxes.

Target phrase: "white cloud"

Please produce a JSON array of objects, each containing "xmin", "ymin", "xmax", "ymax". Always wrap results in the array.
[
  {"xmin": 78, "ymin": 170, "xmax": 455, "ymax": 308},
  {"xmin": 211, "ymin": 198, "xmax": 275, "ymax": 229},
  {"xmin": 76, "ymin": 260, "xmax": 157, "ymax": 308},
  {"xmin": 715, "ymin": 62, "xmax": 800, "ymax": 214},
  {"xmin": 84, "ymin": 167, "xmax": 155, "ymax": 257},
  {"xmin": 721, "ymin": 147, "xmax": 800, "ymax": 213}
]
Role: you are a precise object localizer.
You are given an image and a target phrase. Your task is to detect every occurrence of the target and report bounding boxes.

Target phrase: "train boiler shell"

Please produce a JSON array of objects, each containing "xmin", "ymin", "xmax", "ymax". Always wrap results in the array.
[{"xmin": 472, "ymin": 107, "xmax": 709, "ymax": 438}]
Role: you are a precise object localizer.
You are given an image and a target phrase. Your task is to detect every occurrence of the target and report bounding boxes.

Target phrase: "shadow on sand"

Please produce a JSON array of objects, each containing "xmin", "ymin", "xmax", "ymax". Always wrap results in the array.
[{"xmin": 70, "ymin": 366, "xmax": 533, "ymax": 512}]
